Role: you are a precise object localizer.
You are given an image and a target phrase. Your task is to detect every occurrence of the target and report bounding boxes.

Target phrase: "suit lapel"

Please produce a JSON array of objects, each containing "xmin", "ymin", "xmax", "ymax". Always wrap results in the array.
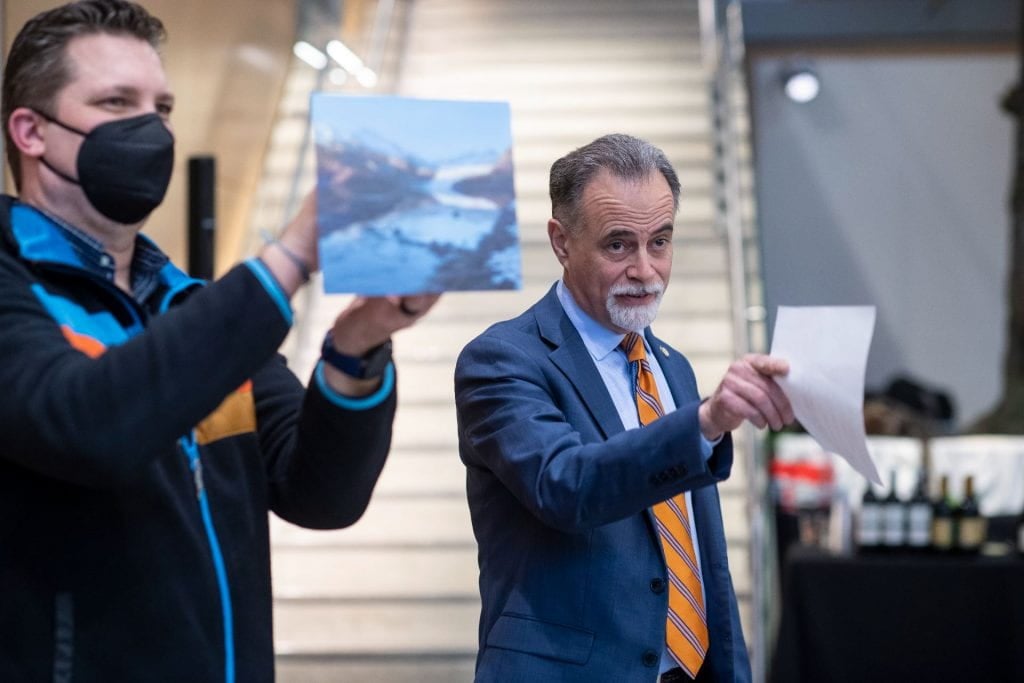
[
  {"xmin": 534, "ymin": 286, "xmax": 624, "ymax": 440},
  {"xmin": 645, "ymin": 328, "xmax": 698, "ymax": 406}
]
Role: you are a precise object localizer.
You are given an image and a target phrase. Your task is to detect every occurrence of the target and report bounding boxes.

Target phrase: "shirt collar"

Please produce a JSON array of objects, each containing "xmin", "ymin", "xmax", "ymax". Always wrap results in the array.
[
  {"xmin": 38, "ymin": 206, "xmax": 111, "ymax": 269},
  {"xmin": 555, "ymin": 279, "xmax": 630, "ymax": 361},
  {"xmin": 37, "ymin": 205, "xmax": 167, "ymax": 297}
]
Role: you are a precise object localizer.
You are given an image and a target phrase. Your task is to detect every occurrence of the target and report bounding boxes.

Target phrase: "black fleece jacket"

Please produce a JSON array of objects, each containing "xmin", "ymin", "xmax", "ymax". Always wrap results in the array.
[{"xmin": 0, "ymin": 196, "xmax": 396, "ymax": 682}]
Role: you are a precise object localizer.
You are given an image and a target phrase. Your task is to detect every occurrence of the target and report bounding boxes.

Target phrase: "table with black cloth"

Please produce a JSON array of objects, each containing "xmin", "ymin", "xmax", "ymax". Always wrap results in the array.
[{"xmin": 769, "ymin": 547, "xmax": 1024, "ymax": 683}]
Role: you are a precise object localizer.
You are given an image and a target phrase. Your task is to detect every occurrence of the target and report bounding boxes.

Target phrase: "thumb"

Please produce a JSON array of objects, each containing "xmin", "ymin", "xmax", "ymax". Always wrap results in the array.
[{"xmin": 750, "ymin": 355, "xmax": 790, "ymax": 377}]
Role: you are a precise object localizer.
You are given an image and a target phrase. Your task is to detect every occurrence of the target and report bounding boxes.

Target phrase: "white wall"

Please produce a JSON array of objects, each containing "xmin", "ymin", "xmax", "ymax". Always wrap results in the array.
[{"xmin": 750, "ymin": 51, "xmax": 1017, "ymax": 428}]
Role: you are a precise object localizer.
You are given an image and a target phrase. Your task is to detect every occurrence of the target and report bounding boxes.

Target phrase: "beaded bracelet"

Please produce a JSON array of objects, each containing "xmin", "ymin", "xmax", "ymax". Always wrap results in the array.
[{"xmin": 260, "ymin": 230, "xmax": 311, "ymax": 283}]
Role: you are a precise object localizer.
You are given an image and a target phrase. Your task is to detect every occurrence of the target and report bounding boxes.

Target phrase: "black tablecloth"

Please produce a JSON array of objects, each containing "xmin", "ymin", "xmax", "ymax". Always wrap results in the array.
[{"xmin": 770, "ymin": 548, "xmax": 1024, "ymax": 683}]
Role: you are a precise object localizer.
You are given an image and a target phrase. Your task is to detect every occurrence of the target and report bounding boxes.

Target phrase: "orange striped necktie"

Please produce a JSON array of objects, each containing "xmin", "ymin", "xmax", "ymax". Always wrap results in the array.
[{"xmin": 620, "ymin": 332, "xmax": 709, "ymax": 678}]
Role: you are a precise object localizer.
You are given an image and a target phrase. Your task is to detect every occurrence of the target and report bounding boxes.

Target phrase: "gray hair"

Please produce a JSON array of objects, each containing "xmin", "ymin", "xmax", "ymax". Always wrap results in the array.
[{"xmin": 549, "ymin": 133, "xmax": 680, "ymax": 231}]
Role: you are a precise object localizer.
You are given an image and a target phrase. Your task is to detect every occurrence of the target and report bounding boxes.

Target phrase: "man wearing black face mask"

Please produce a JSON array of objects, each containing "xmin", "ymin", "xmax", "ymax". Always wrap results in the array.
[
  {"xmin": 32, "ymin": 109, "xmax": 175, "ymax": 225},
  {"xmin": 0, "ymin": 2, "xmax": 439, "ymax": 681}
]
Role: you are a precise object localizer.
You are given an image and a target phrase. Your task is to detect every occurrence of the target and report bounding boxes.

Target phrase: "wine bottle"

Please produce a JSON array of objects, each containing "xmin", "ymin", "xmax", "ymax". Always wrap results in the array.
[
  {"xmin": 1016, "ymin": 509, "xmax": 1024, "ymax": 556},
  {"xmin": 931, "ymin": 475, "xmax": 955, "ymax": 554},
  {"xmin": 906, "ymin": 469, "xmax": 933, "ymax": 551},
  {"xmin": 956, "ymin": 475, "xmax": 986, "ymax": 553},
  {"xmin": 881, "ymin": 470, "xmax": 905, "ymax": 550},
  {"xmin": 856, "ymin": 484, "xmax": 882, "ymax": 552}
]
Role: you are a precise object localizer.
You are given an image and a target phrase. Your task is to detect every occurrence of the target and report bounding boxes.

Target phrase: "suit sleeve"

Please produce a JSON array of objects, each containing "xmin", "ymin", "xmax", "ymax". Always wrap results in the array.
[{"xmin": 455, "ymin": 331, "xmax": 734, "ymax": 533}]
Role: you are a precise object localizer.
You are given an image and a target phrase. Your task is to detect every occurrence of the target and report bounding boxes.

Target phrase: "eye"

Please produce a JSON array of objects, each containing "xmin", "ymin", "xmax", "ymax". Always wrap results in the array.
[
  {"xmin": 156, "ymin": 102, "xmax": 173, "ymax": 119},
  {"xmin": 653, "ymin": 237, "xmax": 671, "ymax": 249},
  {"xmin": 607, "ymin": 240, "xmax": 626, "ymax": 253},
  {"xmin": 103, "ymin": 96, "xmax": 130, "ymax": 108}
]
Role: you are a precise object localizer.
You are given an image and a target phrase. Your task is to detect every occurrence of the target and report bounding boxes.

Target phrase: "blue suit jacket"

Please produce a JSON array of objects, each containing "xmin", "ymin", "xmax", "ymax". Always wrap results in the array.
[{"xmin": 455, "ymin": 285, "xmax": 751, "ymax": 682}]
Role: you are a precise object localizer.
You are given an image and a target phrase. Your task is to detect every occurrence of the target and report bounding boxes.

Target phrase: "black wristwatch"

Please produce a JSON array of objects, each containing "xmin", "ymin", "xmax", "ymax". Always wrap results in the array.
[{"xmin": 320, "ymin": 331, "xmax": 392, "ymax": 379}]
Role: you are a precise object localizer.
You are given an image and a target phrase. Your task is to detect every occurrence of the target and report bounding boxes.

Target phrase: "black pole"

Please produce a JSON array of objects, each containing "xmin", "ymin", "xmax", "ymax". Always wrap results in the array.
[{"xmin": 187, "ymin": 155, "xmax": 216, "ymax": 280}]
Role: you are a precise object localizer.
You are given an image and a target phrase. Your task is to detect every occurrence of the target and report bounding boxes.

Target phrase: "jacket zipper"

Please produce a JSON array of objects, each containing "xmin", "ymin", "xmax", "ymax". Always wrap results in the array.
[
  {"xmin": 180, "ymin": 433, "xmax": 236, "ymax": 683},
  {"xmin": 19, "ymin": 218, "xmax": 230, "ymax": 677}
]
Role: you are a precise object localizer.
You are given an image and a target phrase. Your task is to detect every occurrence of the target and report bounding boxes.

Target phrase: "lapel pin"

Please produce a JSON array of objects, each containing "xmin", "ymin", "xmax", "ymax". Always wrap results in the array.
[{"xmin": 660, "ymin": 346, "xmax": 669, "ymax": 357}]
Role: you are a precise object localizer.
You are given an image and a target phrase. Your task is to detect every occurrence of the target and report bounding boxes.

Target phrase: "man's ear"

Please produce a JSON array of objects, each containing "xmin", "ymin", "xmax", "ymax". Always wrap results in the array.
[
  {"xmin": 7, "ymin": 107, "xmax": 46, "ymax": 157},
  {"xmin": 548, "ymin": 218, "xmax": 570, "ymax": 266}
]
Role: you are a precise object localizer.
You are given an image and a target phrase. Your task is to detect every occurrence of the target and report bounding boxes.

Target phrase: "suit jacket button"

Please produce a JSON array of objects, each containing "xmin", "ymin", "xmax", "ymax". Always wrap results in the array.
[
  {"xmin": 650, "ymin": 578, "xmax": 666, "ymax": 594},
  {"xmin": 643, "ymin": 650, "xmax": 659, "ymax": 667}
]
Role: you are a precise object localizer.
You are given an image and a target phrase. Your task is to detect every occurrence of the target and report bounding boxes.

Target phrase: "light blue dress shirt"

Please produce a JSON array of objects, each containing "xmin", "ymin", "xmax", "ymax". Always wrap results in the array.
[{"xmin": 556, "ymin": 281, "xmax": 712, "ymax": 674}]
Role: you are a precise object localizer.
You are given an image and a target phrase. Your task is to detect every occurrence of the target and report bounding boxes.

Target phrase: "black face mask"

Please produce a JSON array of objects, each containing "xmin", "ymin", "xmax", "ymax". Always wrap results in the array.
[{"xmin": 37, "ymin": 111, "xmax": 175, "ymax": 225}]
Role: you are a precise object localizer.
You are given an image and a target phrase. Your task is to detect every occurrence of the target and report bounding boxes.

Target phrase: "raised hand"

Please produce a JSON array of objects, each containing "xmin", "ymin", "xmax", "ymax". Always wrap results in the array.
[{"xmin": 698, "ymin": 354, "xmax": 794, "ymax": 440}]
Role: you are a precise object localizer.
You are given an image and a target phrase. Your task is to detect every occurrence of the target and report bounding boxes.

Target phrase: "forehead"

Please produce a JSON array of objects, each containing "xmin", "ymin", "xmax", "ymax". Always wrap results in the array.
[
  {"xmin": 60, "ymin": 32, "xmax": 169, "ymax": 95},
  {"xmin": 577, "ymin": 169, "xmax": 675, "ymax": 232}
]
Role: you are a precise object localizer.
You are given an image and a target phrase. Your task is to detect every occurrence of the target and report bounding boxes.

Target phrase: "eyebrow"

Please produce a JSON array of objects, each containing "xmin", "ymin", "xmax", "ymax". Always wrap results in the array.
[
  {"xmin": 603, "ymin": 225, "xmax": 674, "ymax": 240},
  {"xmin": 97, "ymin": 84, "xmax": 139, "ymax": 98},
  {"xmin": 91, "ymin": 85, "xmax": 175, "ymax": 106}
]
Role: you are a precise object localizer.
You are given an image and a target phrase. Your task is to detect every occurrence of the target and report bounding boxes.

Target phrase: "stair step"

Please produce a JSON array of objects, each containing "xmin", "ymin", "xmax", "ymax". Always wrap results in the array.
[
  {"xmin": 374, "ymin": 451, "xmax": 465, "ymax": 497},
  {"xmin": 273, "ymin": 546, "xmax": 478, "ymax": 599},
  {"xmin": 411, "ymin": 0, "xmax": 694, "ymax": 20},
  {"xmin": 274, "ymin": 600, "xmax": 479, "ymax": 656},
  {"xmin": 408, "ymin": 42, "xmax": 701, "ymax": 67},
  {"xmin": 400, "ymin": 62, "xmax": 707, "ymax": 90},
  {"xmin": 276, "ymin": 655, "xmax": 476, "ymax": 683},
  {"xmin": 271, "ymin": 498, "xmax": 473, "ymax": 547}
]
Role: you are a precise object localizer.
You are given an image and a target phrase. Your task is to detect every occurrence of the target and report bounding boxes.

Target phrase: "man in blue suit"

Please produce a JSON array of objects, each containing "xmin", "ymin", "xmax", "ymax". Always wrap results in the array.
[{"xmin": 455, "ymin": 134, "xmax": 793, "ymax": 682}]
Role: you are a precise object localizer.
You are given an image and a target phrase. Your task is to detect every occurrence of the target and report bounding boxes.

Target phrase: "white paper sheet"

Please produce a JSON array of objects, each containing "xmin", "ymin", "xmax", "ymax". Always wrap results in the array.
[{"xmin": 769, "ymin": 306, "xmax": 882, "ymax": 485}]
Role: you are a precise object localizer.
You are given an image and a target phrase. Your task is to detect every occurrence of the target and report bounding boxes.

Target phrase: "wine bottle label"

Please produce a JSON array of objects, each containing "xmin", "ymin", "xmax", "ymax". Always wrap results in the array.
[
  {"xmin": 907, "ymin": 504, "xmax": 932, "ymax": 546},
  {"xmin": 932, "ymin": 518, "xmax": 954, "ymax": 549},
  {"xmin": 958, "ymin": 517, "xmax": 987, "ymax": 548},
  {"xmin": 857, "ymin": 506, "xmax": 881, "ymax": 546},
  {"xmin": 882, "ymin": 504, "xmax": 905, "ymax": 545}
]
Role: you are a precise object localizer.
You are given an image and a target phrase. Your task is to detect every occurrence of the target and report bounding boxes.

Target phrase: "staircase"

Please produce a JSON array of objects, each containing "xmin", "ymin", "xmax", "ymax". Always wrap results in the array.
[{"xmin": 267, "ymin": 1, "xmax": 747, "ymax": 680}]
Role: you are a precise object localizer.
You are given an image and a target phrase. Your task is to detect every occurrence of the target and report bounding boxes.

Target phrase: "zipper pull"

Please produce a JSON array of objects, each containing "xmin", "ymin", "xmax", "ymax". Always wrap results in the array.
[
  {"xmin": 179, "ymin": 433, "xmax": 204, "ymax": 498},
  {"xmin": 192, "ymin": 458, "xmax": 204, "ymax": 497}
]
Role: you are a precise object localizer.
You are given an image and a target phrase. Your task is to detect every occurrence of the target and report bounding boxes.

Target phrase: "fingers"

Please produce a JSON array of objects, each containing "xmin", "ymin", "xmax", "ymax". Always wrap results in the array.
[
  {"xmin": 748, "ymin": 353, "xmax": 789, "ymax": 377},
  {"xmin": 703, "ymin": 355, "xmax": 795, "ymax": 435},
  {"xmin": 329, "ymin": 294, "xmax": 442, "ymax": 356},
  {"xmin": 397, "ymin": 294, "xmax": 441, "ymax": 319}
]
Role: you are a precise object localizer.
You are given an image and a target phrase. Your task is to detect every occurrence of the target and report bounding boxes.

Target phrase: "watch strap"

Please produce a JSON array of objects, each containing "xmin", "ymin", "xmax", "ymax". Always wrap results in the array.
[{"xmin": 320, "ymin": 331, "xmax": 392, "ymax": 379}]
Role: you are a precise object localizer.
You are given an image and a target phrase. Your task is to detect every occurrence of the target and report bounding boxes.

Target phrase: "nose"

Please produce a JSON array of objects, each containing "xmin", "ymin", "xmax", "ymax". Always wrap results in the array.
[{"xmin": 627, "ymin": 250, "xmax": 656, "ymax": 281}]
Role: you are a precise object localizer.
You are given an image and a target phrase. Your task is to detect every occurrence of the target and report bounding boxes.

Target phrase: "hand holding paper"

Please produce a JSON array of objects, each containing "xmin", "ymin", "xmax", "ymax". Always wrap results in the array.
[
  {"xmin": 769, "ymin": 306, "xmax": 882, "ymax": 485},
  {"xmin": 699, "ymin": 354, "xmax": 795, "ymax": 440}
]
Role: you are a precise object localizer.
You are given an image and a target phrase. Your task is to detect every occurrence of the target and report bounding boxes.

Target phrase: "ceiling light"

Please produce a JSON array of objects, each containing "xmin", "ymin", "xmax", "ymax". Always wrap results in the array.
[
  {"xmin": 293, "ymin": 41, "xmax": 327, "ymax": 70},
  {"xmin": 326, "ymin": 39, "xmax": 364, "ymax": 73},
  {"xmin": 328, "ymin": 68, "xmax": 348, "ymax": 86},
  {"xmin": 783, "ymin": 67, "xmax": 820, "ymax": 104},
  {"xmin": 356, "ymin": 67, "xmax": 378, "ymax": 88}
]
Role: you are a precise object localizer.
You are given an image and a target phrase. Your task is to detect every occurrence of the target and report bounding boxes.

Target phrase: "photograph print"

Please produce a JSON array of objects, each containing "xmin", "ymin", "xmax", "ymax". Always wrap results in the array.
[{"xmin": 312, "ymin": 93, "xmax": 522, "ymax": 295}]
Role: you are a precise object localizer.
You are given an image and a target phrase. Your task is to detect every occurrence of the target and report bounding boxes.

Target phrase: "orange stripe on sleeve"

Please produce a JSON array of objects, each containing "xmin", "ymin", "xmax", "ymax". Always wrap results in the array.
[{"xmin": 60, "ymin": 325, "xmax": 106, "ymax": 358}]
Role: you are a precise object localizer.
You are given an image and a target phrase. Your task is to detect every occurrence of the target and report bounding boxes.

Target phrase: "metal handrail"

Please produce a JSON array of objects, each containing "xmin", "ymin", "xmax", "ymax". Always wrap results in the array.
[{"xmin": 699, "ymin": 2, "xmax": 772, "ymax": 682}]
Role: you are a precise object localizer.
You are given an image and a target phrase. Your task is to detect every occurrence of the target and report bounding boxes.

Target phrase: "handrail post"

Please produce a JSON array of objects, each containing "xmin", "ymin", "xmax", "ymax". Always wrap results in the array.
[{"xmin": 700, "ymin": 1, "xmax": 772, "ymax": 681}]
